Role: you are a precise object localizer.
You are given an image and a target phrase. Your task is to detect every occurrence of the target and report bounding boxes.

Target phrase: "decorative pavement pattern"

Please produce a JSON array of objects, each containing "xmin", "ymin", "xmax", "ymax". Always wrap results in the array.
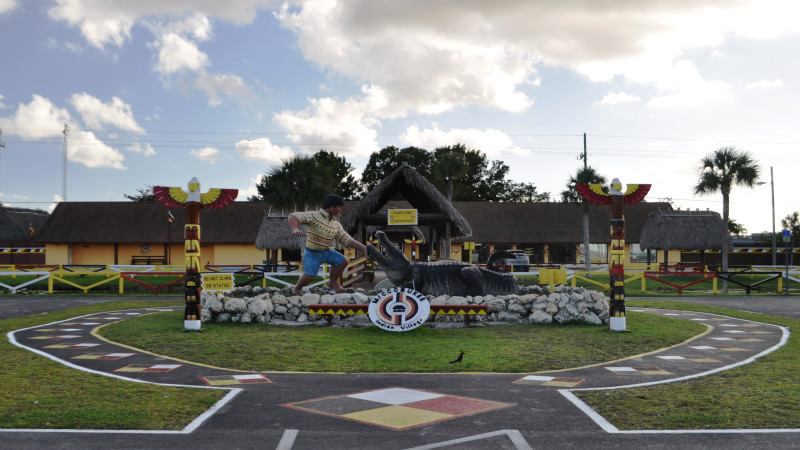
[
  {"xmin": 9, "ymin": 307, "xmax": 273, "ymax": 387},
  {"xmin": 282, "ymin": 387, "xmax": 514, "ymax": 430}
]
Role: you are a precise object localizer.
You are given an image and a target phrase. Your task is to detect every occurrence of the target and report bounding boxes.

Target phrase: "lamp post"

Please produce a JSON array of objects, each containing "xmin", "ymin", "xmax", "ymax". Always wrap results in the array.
[{"xmin": 757, "ymin": 166, "xmax": 776, "ymax": 266}]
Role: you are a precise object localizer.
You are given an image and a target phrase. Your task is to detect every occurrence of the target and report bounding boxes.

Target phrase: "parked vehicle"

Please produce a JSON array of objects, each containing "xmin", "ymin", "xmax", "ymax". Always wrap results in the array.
[{"xmin": 498, "ymin": 250, "xmax": 529, "ymax": 272}]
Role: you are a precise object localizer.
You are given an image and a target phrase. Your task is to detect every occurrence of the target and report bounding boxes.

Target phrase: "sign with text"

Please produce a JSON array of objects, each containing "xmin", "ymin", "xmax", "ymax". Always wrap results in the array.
[
  {"xmin": 387, "ymin": 209, "xmax": 418, "ymax": 225},
  {"xmin": 201, "ymin": 273, "xmax": 235, "ymax": 292}
]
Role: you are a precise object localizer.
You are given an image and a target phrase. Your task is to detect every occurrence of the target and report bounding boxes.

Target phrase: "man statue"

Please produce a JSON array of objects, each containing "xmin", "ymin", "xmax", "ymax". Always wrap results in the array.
[{"xmin": 288, "ymin": 194, "xmax": 367, "ymax": 295}]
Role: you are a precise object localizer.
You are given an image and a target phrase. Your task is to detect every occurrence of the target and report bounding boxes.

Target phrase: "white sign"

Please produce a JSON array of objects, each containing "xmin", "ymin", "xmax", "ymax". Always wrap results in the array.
[{"xmin": 368, "ymin": 287, "xmax": 430, "ymax": 332}]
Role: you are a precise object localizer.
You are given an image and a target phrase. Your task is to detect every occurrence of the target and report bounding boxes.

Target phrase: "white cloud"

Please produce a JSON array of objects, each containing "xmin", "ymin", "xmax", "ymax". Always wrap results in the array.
[
  {"xmin": 399, "ymin": 124, "xmax": 520, "ymax": 159},
  {"xmin": 0, "ymin": 0, "xmax": 16, "ymax": 15},
  {"xmin": 647, "ymin": 60, "xmax": 732, "ymax": 108},
  {"xmin": 126, "ymin": 142, "xmax": 156, "ymax": 156},
  {"xmin": 190, "ymin": 146, "xmax": 220, "ymax": 163},
  {"xmin": 154, "ymin": 32, "xmax": 209, "ymax": 74},
  {"xmin": 0, "ymin": 94, "xmax": 71, "ymax": 140},
  {"xmin": 195, "ymin": 72, "xmax": 250, "ymax": 106},
  {"xmin": 42, "ymin": 37, "xmax": 84, "ymax": 53},
  {"xmin": 69, "ymin": 93, "xmax": 145, "ymax": 132},
  {"xmin": 235, "ymin": 137, "xmax": 295, "ymax": 164},
  {"xmin": 597, "ymin": 92, "xmax": 642, "ymax": 105},
  {"xmin": 68, "ymin": 129, "xmax": 126, "ymax": 169},
  {"xmin": 0, "ymin": 93, "xmax": 5, "ymax": 109},
  {"xmin": 0, "ymin": 95, "xmax": 126, "ymax": 169},
  {"xmin": 48, "ymin": 0, "xmax": 276, "ymax": 49},
  {"xmin": 273, "ymin": 88, "xmax": 383, "ymax": 159},
  {"xmin": 747, "ymin": 79, "xmax": 783, "ymax": 89}
]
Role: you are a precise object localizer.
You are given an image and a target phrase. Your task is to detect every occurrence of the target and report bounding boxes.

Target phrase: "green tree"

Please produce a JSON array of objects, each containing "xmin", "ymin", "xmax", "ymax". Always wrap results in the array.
[
  {"xmin": 360, "ymin": 146, "xmax": 433, "ymax": 193},
  {"xmin": 782, "ymin": 212, "xmax": 800, "ymax": 245},
  {"xmin": 561, "ymin": 166, "xmax": 607, "ymax": 271},
  {"xmin": 693, "ymin": 146, "xmax": 761, "ymax": 291},
  {"xmin": 250, "ymin": 155, "xmax": 337, "ymax": 211},
  {"xmin": 124, "ymin": 186, "xmax": 156, "ymax": 201},
  {"xmin": 311, "ymin": 150, "xmax": 362, "ymax": 200},
  {"xmin": 431, "ymin": 144, "xmax": 469, "ymax": 201},
  {"xmin": 728, "ymin": 218, "xmax": 747, "ymax": 236}
]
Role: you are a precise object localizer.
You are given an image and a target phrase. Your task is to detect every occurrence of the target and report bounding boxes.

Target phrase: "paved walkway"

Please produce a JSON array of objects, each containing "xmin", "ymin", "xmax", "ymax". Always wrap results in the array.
[{"xmin": 2, "ymin": 296, "xmax": 799, "ymax": 449}]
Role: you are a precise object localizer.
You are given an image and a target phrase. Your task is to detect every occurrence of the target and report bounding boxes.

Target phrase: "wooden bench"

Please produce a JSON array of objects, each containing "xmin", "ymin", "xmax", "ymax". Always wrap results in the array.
[
  {"xmin": 130, "ymin": 255, "xmax": 167, "ymax": 265},
  {"xmin": 308, "ymin": 304, "xmax": 488, "ymax": 326}
]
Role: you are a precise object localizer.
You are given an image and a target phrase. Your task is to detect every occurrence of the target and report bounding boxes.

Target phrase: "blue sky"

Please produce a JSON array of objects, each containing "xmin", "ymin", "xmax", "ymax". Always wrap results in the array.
[{"xmin": 0, "ymin": 0, "xmax": 798, "ymax": 235}]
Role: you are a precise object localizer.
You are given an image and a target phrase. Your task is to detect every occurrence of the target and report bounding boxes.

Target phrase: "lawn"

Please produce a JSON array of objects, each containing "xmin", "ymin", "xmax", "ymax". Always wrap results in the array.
[{"xmin": 576, "ymin": 299, "xmax": 800, "ymax": 430}]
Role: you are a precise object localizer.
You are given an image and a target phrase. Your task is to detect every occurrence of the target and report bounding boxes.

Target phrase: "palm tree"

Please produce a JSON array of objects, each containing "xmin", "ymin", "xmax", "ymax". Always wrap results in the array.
[
  {"xmin": 433, "ymin": 144, "xmax": 468, "ymax": 201},
  {"xmin": 693, "ymin": 146, "xmax": 760, "ymax": 291},
  {"xmin": 562, "ymin": 166, "xmax": 607, "ymax": 271}
]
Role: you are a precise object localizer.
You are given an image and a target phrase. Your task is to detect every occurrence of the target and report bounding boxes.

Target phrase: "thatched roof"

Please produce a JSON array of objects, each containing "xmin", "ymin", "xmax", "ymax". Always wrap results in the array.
[
  {"xmin": 639, "ymin": 208, "xmax": 731, "ymax": 250},
  {"xmin": 451, "ymin": 201, "xmax": 671, "ymax": 244},
  {"xmin": 341, "ymin": 164, "xmax": 472, "ymax": 238},
  {"xmin": 0, "ymin": 206, "xmax": 49, "ymax": 241},
  {"xmin": 254, "ymin": 215, "xmax": 306, "ymax": 250},
  {"xmin": 36, "ymin": 201, "xmax": 266, "ymax": 244}
]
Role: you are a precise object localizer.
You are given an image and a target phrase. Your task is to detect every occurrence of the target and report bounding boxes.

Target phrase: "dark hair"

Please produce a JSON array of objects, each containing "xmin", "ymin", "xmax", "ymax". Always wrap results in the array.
[{"xmin": 322, "ymin": 194, "xmax": 344, "ymax": 209}]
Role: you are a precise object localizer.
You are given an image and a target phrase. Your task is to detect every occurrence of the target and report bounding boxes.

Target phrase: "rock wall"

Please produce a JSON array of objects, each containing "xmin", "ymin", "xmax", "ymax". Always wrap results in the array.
[{"xmin": 201, "ymin": 285, "xmax": 610, "ymax": 326}]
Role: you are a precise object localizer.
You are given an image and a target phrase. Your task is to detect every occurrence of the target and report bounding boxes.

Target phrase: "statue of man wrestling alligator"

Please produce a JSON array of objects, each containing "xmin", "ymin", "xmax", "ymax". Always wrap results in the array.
[{"xmin": 366, "ymin": 231, "xmax": 519, "ymax": 297}]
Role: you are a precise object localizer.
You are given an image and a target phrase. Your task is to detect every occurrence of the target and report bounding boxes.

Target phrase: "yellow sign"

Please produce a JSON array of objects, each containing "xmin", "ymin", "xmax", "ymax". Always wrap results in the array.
[
  {"xmin": 202, "ymin": 273, "xmax": 235, "ymax": 292},
  {"xmin": 387, "ymin": 209, "xmax": 418, "ymax": 225}
]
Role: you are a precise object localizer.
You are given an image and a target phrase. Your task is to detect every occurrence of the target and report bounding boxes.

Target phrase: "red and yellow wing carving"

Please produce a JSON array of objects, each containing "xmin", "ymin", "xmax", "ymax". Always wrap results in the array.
[
  {"xmin": 575, "ymin": 183, "xmax": 610, "ymax": 205},
  {"xmin": 623, "ymin": 184, "xmax": 651, "ymax": 204},
  {"xmin": 153, "ymin": 186, "xmax": 188, "ymax": 208},
  {"xmin": 200, "ymin": 188, "xmax": 238, "ymax": 209}
]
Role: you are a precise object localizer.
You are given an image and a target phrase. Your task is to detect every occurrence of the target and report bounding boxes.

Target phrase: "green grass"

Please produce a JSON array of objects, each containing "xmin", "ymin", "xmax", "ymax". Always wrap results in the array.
[
  {"xmin": 100, "ymin": 311, "xmax": 702, "ymax": 373},
  {"xmin": 575, "ymin": 299, "xmax": 800, "ymax": 430},
  {"xmin": 0, "ymin": 300, "xmax": 226, "ymax": 430}
]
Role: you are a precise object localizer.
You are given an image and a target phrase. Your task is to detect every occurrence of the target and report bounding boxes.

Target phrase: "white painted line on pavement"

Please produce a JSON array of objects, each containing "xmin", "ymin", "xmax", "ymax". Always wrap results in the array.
[
  {"xmin": 276, "ymin": 429, "xmax": 299, "ymax": 449},
  {"xmin": 404, "ymin": 429, "xmax": 532, "ymax": 449}
]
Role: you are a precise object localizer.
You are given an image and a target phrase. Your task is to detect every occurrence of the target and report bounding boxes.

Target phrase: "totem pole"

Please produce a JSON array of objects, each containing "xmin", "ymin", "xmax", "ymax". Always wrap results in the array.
[
  {"xmin": 154, "ymin": 178, "xmax": 238, "ymax": 330},
  {"xmin": 576, "ymin": 179, "xmax": 650, "ymax": 331}
]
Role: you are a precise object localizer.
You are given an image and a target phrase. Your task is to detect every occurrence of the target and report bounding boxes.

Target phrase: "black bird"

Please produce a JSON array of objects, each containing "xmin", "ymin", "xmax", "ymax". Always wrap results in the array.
[{"xmin": 449, "ymin": 351, "xmax": 465, "ymax": 364}]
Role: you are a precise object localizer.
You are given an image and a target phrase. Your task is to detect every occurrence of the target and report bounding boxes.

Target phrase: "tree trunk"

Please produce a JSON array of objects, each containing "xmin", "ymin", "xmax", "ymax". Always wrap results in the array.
[{"xmin": 722, "ymin": 192, "xmax": 730, "ymax": 293}]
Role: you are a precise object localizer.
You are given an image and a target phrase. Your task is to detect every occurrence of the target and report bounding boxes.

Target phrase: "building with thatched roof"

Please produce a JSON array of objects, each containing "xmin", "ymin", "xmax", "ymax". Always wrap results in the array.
[
  {"xmin": 36, "ymin": 201, "xmax": 267, "ymax": 265},
  {"xmin": 640, "ymin": 207, "xmax": 731, "ymax": 267},
  {"xmin": 341, "ymin": 164, "xmax": 471, "ymax": 259},
  {"xmin": 0, "ymin": 206, "xmax": 49, "ymax": 264}
]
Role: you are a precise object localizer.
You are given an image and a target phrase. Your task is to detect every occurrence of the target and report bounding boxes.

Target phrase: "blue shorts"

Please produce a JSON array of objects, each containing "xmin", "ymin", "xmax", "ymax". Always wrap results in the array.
[{"xmin": 302, "ymin": 248, "xmax": 347, "ymax": 276}]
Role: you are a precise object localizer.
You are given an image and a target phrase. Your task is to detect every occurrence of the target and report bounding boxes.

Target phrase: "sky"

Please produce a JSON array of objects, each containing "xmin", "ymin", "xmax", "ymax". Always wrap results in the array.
[{"xmin": 0, "ymin": 0, "xmax": 798, "ymax": 236}]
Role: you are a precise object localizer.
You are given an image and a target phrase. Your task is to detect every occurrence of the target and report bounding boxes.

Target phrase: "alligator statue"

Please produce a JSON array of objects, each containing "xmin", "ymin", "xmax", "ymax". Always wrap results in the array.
[{"xmin": 366, "ymin": 231, "xmax": 519, "ymax": 296}]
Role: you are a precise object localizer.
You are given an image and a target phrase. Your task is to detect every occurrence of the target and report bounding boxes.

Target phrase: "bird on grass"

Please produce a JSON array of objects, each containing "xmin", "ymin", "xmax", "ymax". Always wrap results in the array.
[{"xmin": 449, "ymin": 351, "xmax": 465, "ymax": 364}]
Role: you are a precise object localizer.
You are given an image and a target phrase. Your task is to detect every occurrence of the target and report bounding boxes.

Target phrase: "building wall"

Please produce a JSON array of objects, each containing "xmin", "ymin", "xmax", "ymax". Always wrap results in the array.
[
  {"xmin": 72, "ymin": 244, "xmax": 115, "ymax": 265},
  {"xmin": 213, "ymin": 244, "xmax": 265, "ymax": 265},
  {"xmin": 45, "ymin": 244, "xmax": 69, "ymax": 265}
]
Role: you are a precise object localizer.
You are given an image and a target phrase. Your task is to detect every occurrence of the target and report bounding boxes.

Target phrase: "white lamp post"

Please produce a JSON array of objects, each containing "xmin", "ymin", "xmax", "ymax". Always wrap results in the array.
[{"xmin": 757, "ymin": 166, "xmax": 776, "ymax": 266}]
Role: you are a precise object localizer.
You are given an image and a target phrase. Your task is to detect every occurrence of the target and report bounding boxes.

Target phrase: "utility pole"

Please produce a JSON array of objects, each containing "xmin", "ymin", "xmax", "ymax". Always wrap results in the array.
[
  {"xmin": 62, "ymin": 124, "xmax": 69, "ymax": 201},
  {"xmin": 578, "ymin": 133, "xmax": 588, "ymax": 169}
]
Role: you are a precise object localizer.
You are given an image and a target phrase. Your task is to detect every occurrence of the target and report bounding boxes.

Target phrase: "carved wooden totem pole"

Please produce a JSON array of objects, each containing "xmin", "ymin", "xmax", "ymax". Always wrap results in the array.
[
  {"xmin": 576, "ymin": 179, "xmax": 650, "ymax": 331},
  {"xmin": 154, "ymin": 178, "xmax": 237, "ymax": 330}
]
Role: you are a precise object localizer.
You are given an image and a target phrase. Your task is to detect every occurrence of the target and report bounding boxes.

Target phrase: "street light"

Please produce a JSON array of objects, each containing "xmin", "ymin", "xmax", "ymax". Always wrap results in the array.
[{"xmin": 757, "ymin": 166, "xmax": 776, "ymax": 266}]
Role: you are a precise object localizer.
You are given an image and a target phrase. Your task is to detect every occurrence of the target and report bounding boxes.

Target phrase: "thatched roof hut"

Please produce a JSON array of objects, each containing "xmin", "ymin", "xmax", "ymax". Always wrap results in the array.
[
  {"xmin": 640, "ymin": 208, "xmax": 731, "ymax": 251},
  {"xmin": 0, "ymin": 206, "xmax": 49, "ymax": 241},
  {"xmin": 254, "ymin": 215, "xmax": 305, "ymax": 251},
  {"xmin": 341, "ymin": 164, "xmax": 471, "ymax": 258}
]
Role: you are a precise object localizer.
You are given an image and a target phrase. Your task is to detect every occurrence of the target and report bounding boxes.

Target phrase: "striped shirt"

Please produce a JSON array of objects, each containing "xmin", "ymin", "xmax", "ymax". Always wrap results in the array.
[{"xmin": 290, "ymin": 209, "xmax": 353, "ymax": 251}]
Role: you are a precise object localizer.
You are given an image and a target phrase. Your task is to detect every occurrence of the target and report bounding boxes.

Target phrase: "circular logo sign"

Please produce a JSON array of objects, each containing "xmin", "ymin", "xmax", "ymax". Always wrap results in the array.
[{"xmin": 368, "ymin": 287, "xmax": 430, "ymax": 332}]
